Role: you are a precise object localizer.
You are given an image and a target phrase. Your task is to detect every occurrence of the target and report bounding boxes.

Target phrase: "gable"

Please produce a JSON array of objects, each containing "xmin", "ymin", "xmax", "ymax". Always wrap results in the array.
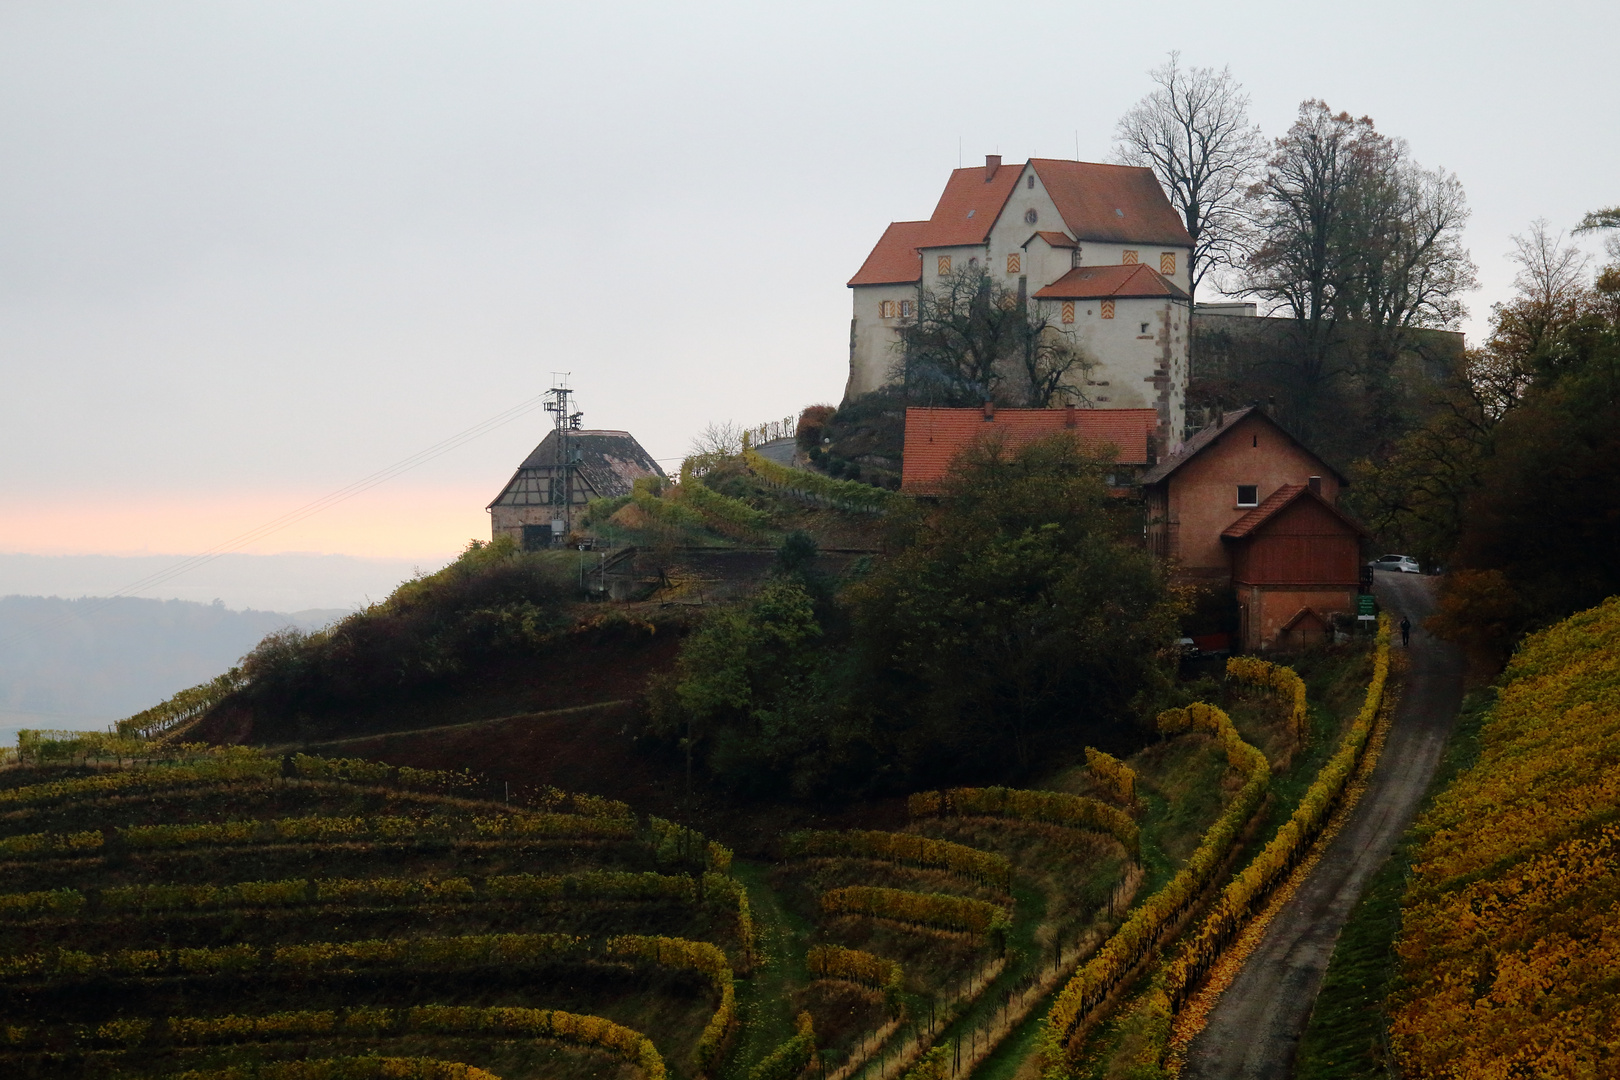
[{"xmin": 1028, "ymin": 160, "xmax": 1192, "ymax": 246}]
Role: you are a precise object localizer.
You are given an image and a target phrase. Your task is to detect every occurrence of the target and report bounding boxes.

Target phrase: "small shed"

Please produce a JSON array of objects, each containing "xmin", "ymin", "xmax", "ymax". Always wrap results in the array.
[
  {"xmin": 488, "ymin": 429, "xmax": 663, "ymax": 549},
  {"xmin": 1221, "ymin": 483, "xmax": 1369, "ymax": 651}
]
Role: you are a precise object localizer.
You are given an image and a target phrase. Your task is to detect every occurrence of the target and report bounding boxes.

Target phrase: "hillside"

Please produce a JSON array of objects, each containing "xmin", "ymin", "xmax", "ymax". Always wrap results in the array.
[{"xmin": 1390, "ymin": 597, "xmax": 1620, "ymax": 1077}]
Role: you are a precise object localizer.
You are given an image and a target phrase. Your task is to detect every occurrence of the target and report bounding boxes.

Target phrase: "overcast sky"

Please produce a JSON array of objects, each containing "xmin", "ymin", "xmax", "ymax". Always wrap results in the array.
[{"xmin": 3, "ymin": 0, "xmax": 1616, "ymax": 570}]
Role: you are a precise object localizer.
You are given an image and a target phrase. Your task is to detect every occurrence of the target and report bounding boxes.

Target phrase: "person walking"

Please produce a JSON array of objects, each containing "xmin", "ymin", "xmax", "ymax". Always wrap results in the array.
[{"xmin": 1400, "ymin": 615, "xmax": 1412, "ymax": 647}]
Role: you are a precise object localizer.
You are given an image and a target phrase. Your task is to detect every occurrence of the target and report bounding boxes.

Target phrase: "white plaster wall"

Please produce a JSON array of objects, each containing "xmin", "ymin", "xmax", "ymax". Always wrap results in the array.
[
  {"xmin": 847, "ymin": 282, "xmax": 917, "ymax": 398},
  {"xmin": 1037, "ymin": 296, "xmax": 1188, "ymax": 442},
  {"xmin": 918, "ymin": 244, "xmax": 990, "ymax": 294}
]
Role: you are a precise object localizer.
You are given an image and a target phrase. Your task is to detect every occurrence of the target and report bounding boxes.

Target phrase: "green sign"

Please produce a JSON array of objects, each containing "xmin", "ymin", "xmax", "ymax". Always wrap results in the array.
[{"xmin": 1357, "ymin": 594, "xmax": 1377, "ymax": 618}]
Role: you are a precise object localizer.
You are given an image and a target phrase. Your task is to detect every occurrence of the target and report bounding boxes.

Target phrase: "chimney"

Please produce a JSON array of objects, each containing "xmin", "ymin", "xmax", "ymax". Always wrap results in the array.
[
  {"xmin": 1308, "ymin": 475, "xmax": 1322, "ymax": 495},
  {"xmin": 983, "ymin": 400, "xmax": 996, "ymax": 421},
  {"xmin": 985, "ymin": 154, "xmax": 1001, "ymax": 181},
  {"xmin": 1064, "ymin": 403, "xmax": 1077, "ymax": 428}
]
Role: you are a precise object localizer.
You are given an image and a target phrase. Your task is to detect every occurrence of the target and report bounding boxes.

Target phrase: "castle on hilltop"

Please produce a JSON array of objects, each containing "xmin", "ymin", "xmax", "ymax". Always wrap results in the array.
[{"xmin": 847, "ymin": 155, "xmax": 1193, "ymax": 447}]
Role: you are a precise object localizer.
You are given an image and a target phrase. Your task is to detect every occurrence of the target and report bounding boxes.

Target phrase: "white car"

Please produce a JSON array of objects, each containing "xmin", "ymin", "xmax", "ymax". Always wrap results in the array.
[{"xmin": 1369, "ymin": 554, "xmax": 1421, "ymax": 574}]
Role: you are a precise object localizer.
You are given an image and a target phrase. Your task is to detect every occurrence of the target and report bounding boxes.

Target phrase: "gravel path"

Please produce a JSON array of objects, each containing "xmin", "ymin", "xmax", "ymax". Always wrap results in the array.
[{"xmin": 1179, "ymin": 573, "xmax": 1463, "ymax": 1079}]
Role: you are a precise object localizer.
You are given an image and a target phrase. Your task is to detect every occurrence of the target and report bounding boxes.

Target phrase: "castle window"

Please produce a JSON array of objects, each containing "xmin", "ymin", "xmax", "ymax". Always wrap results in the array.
[
  {"xmin": 878, "ymin": 300, "xmax": 894, "ymax": 319},
  {"xmin": 1061, "ymin": 301, "xmax": 1075, "ymax": 324},
  {"xmin": 1237, "ymin": 485, "xmax": 1259, "ymax": 507},
  {"xmin": 1007, "ymin": 253, "xmax": 1021, "ymax": 274},
  {"xmin": 1160, "ymin": 252, "xmax": 1176, "ymax": 274},
  {"xmin": 1100, "ymin": 299, "xmax": 1116, "ymax": 319},
  {"xmin": 899, "ymin": 299, "xmax": 914, "ymax": 318},
  {"xmin": 1027, "ymin": 174, "xmax": 1035, "ymax": 189},
  {"xmin": 937, "ymin": 255, "xmax": 952, "ymax": 275},
  {"xmin": 1140, "ymin": 322, "xmax": 1150, "ymax": 334},
  {"xmin": 1122, "ymin": 250, "xmax": 1139, "ymax": 265},
  {"xmin": 1072, "ymin": 248, "xmax": 1083, "ymax": 268},
  {"xmin": 1024, "ymin": 208, "xmax": 1038, "ymax": 224}
]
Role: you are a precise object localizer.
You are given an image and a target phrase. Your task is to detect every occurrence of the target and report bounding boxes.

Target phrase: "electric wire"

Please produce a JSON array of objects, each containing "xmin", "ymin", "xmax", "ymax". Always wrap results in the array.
[{"xmin": 0, "ymin": 392, "xmax": 553, "ymax": 655}]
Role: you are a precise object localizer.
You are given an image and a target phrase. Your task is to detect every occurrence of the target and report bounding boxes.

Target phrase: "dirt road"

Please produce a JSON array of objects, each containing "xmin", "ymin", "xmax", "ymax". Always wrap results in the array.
[{"xmin": 1180, "ymin": 573, "xmax": 1463, "ymax": 1079}]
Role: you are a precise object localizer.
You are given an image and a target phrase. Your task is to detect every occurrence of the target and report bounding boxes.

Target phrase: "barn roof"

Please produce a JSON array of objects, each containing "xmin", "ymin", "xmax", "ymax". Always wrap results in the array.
[
  {"xmin": 488, "ymin": 429, "xmax": 664, "ymax": 509},
  {"xmin": 900, "ymin": 405, "xmax": 1159, "ymax": 493},
  {"xmin": 1140, "ymin": 407, "xmax": 1349, "ymax": 486},
  {"xmin": 1220, "ymin": 483, "xmax": 1369, "ymax": 540}
]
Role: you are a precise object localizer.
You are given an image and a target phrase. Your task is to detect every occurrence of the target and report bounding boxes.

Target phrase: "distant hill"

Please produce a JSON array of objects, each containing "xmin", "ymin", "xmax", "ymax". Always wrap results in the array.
[{"xmin": 0, "ymin": 595, "xmax": 343, "ymax": 739}]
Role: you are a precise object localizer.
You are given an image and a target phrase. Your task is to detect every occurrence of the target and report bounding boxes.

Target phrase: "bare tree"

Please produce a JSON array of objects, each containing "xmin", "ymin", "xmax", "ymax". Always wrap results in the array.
[
  {"xmin": 1114, "ymin": 53, "xmax": 1265, "ymax": 304},
  {"xmin": 893, "ymin": 264, "xmax": 1092, "ymax": 407}
]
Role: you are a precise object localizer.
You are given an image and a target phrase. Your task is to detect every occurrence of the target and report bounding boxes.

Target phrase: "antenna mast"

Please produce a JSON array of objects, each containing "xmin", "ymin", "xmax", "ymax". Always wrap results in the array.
[{"xmin": 543, "ymin": 374, "xmax": 583, "ymax": 543}]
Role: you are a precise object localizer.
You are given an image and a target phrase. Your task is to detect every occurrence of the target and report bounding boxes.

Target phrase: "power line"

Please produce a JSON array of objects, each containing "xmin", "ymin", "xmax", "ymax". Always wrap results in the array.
[{"xmin": 0, "ymin": 393, "xmax": 552, "ymax": 653}]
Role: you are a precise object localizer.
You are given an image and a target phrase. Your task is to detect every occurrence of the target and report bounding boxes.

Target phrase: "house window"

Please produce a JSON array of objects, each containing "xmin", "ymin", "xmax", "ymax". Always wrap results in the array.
[
  {"xmin": 1160, "ymin": 252, "xmax": 1176, "ymax": 275},
  {"xmin": 898, "ymin": 299, "xmax": 914, "ymax": 318},
  {"xmin": 1100, "ymin": 299, "xmax": 1116, "ymax": 319},
  {"xmin": 1062, "ymin": 301, "xmax": 1075, "ymax": 324},
  {"xmin": 1024, "ymin": 208, "xmax": 1038, "ymax": 224},
  {"xmin": 1122, "ymin": 250, "xmax": 1139, "ymax": 265},
  {"xmin": 1072, "ymin": 248, "xmax": 1083, "ymax": 268},
  {"xmin": 1140, "ymin": 322, "xmax": 1150, "ymax": 334},
  {"xmin": 1027, "ymin": 174, "xmax": 1035, "ymax": 189},
  {"xmin": 937, "ymin": 256, "xmax": 952, "ymax": 275},
  {"xmin": 1237, "ymin": 485, "xmax": 1259, "ymax": 507},
  {"xmin": 1007, "ymin": 253, "xmax": 1021, "ymax": 274}
]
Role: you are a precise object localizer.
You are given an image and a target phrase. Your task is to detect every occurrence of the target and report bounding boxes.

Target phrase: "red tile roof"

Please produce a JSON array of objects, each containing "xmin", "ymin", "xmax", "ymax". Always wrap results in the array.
[
  {"xmin": 847, "ymin": 220, "xmax": 932, "ymax": 286},
  {"xmin": 1221, "ymin": 484, "xmax": 1369, "ymax": 540},
  {"xmin": 920, "ymin": 162, "xmax": 1029, "ymax": 247},
  {"xmin": 1029, "ymin": 159, "xmax": 1193, "ymax": 246},
  {"xmin": 1025, "ymin": 230, "xmax": 1079, "ymax": 249},
  {"xmin": 1140, "ymin": 407, "xmax": 1349, "ymax": 486},
  {"xmin": 901, "ymin": 406, "xmax": 1159, "ymax": 492},
  {"xmin": 1033, "ymin": 263, "xmax": 1191, "ymax": 301}
]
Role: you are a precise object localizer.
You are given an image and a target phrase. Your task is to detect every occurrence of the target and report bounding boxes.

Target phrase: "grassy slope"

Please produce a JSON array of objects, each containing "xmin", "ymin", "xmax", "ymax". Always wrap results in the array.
[{"xmin": 1293, "ymin": 687, "xmax": 1491, "ymax": 1080}]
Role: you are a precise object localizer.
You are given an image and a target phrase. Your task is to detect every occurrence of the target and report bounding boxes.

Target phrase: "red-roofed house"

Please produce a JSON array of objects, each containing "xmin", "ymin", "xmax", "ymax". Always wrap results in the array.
[
  {"xmin": 847, "ymin": 155, "xmax": 1193, "ymax": 446},
  {"xmin": 1139, "ymin": 407, "xmax": 1369, "ymax": 650},
  {"xmin": 899, "ymin": 404, "xmax": 1159, "ymax": 493}
]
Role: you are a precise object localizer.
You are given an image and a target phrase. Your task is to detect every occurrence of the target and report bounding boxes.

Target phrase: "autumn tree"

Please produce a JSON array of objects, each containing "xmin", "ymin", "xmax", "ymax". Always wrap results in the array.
[
  {"xmin": 1114, "ymin": 52, "xmax": 1265, "ymax": 304},
  {"xmin": 893, "ymin": 264, "xmax": 1093, "ymax": 407},
  {"xmin": 1240, "ymin": 101, "xmax": 1475, "ymax": 448}
]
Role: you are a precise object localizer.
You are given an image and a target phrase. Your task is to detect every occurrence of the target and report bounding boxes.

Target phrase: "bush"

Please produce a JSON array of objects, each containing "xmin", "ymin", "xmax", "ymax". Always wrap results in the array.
[
  {"xmin": 231, "ymin": 536, "xmax": 571, "ymax": 719},
  {"xmin": 785, "ymin": 829, "xmax": 1011, "ymax": 891},
  {"xmin": 820, "ymin": 885, "xmax": 1008, "ymax": 937}
]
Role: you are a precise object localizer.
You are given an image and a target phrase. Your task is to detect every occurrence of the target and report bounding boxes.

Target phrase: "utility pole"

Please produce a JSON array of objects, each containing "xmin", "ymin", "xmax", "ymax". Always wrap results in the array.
[{"xmin": 543, "ymin": 375, "xmax": 583, "ymax": 543}]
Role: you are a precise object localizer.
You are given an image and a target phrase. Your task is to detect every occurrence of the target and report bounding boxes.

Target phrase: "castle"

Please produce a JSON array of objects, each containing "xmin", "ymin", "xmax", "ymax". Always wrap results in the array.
[{"xmin": 847, "ymin": 155, "xmax": 1194, "ymax": 447}]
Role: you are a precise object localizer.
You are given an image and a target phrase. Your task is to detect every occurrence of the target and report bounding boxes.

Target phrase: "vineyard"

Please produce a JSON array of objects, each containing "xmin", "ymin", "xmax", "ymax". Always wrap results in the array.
[
  {"xmin": 1391, "ymin": 596, "xmax": 1620, "ymax": 1078},
  {"xmin": 0, "ymin": 752, "xmax": 744, "ymax": 1080},
  {"xmin": 0, "ymin": 627, "xmax": 1393, "ymax": 1080}
]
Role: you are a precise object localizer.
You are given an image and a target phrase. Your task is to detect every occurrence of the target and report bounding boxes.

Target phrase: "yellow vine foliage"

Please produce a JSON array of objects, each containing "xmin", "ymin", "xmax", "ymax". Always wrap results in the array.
[
  {"xmin": 0, "ymin": 756, "xmax": 279, "ymax": 809},
  {"xmin": 167, "ymin": 1057, "xmax": 502, "ymax": 1080},
  {"xmin": 1083, "ymin": 747, "xmax": 1136, "ymax": 804},
  {"xmin": 1165, "ymin": 619, "xmax": 1390, "ymax": 1011},
  {"xmin": 807, "ymin": 944, "xmax": 904, "ymax": 1008},
  {"xmin": 1392, "ymin": 596, "xmax": 1620, "ymax": 1079},
  {"xmin": 819, "ymin": 885, "xmax": 1009, "ymax": 937},
  {"xmin": 784, "ymin": 829, "xmax": 1012, "ymax": 891},
  {"xmin": 605, "ymin": 935, "xmax": 735, "ymax": 1074},
  {"xmin": 1038, "ymin": 703, "xmax": 1270, "ymax": 1077},
  {"xmin": 1225, "ymin": 656, "xmax": 1309, "ymax": 738},
  {"xmin": 908, "ymin": 786, "xmax": 1140, "ymax": 858}
]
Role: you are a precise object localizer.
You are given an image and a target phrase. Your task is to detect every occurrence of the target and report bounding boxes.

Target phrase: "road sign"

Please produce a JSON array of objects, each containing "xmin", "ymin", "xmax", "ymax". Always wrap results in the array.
[{"xmin": 1356, "ymin": 594, "xmax": 1377, "ymax": 616}]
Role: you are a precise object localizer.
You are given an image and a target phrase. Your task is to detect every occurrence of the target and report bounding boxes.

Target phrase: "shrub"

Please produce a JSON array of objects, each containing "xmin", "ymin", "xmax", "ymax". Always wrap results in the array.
[
  {"xmin": 820, "ymin": 886, "xmax": 1008, "ymax": 937},
  {"xmin": 1083, "ymin": 747, "xmax": 1136, "ymax": 803},
  {"xmin": 910, "ymin": 787, "xmax": 1140, "ymax": 860},
  {"xmin": 751, "ymin": 1011, "xmax": 817, "ymax": 1080},
  {"xmin": 784, "ymin": 829, "xmax": 1011, "ymax": 892}
]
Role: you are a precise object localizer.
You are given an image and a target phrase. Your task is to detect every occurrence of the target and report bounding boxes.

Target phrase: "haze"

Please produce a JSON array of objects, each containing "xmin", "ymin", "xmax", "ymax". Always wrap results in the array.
[{"xmin": 3, "ymin": 1, "xmax": 1615, "ymax": 576}]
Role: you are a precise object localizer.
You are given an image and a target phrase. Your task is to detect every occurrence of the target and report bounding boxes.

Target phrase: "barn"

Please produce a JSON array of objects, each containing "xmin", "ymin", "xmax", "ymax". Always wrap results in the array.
[{"xmin": 487, "ymin": 429, "xmax": 663, "ymax": 549}]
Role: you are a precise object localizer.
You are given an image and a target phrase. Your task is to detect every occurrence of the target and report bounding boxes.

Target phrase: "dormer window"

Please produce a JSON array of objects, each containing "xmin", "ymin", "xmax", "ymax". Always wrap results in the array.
[{"xmin": 1237, "ymin": 485, "xmax": 1259, "ymax": 507}]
